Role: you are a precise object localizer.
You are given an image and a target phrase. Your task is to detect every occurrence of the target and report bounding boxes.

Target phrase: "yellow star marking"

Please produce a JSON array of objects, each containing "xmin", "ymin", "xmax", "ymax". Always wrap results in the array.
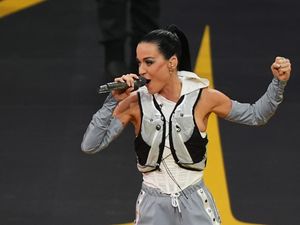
[
  {"xmin": 0, "ymin": 0, "xmax": 45, "ymax": 18},
  {"xmin": 194, "ymin": 25, "xmax": 264, "ymax": 225},
  {"xmin": 116, "ymin": 26, "xmax": 265, "ymax": 225}
]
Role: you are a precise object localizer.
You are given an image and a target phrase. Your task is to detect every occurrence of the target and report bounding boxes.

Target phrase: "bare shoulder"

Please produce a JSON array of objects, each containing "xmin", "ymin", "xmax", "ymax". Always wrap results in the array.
[
  {"xmin": 202, "ymin": 87, "xmax": 227, "ymax": 104},
  {"xmin": 201, "ymin": 87, "xmax": 232, "ymax": 118}
]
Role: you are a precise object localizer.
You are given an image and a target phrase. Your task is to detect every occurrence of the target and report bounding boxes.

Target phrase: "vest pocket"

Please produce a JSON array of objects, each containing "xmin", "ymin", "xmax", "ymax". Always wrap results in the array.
[
  {"xmin": 134, "ymin": 135, "xmax": 151, "ymax": 165},
  {"xmin": 184, "ymin": 129, "xmax": 208, "ymax": 163}
]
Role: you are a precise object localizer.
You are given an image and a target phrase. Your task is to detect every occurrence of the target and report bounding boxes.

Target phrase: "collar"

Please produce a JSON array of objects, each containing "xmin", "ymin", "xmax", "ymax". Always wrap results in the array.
[{"xmin": 178, "ymin": 71, "xmax": 209, "ymax": 96}]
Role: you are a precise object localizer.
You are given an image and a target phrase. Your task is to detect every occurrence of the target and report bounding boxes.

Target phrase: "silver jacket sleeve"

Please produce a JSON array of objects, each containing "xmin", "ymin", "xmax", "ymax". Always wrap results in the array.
[
  {"xmin": 225, "ymin": 77, "xmax": 287, "ymax": 126},
  {"xmin": 81, "ymin": 94, "xmax": 124, "ymax": 154}
]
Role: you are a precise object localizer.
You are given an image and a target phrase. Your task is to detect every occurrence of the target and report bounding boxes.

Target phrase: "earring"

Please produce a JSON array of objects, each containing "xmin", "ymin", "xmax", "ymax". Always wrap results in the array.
[{"xmin": 169, "ymin": 65, "xmax": 174, "ymax": 75}]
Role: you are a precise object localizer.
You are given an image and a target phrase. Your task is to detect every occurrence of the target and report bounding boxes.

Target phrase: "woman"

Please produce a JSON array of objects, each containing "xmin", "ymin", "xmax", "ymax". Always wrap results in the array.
[{"xmin": 81, "ymin": 25, "xmax": 291, "ymax": 225}]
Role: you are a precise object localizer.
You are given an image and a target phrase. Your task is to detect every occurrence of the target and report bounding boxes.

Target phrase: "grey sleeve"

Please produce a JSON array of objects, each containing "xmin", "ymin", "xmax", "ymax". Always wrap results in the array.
[
  {"xmin": 81, "ymin": 94, "xmax": 125, "ymax": 154},
  {"xmin": 225, "ymin": 77, "xmax": 287, "ymax": 126}
]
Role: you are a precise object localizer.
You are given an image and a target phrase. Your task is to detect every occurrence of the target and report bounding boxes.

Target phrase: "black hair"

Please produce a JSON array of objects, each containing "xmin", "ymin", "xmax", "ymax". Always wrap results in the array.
[{"xmin": 139, "ymin": 24, "xmax": 192, "ymax": 71}]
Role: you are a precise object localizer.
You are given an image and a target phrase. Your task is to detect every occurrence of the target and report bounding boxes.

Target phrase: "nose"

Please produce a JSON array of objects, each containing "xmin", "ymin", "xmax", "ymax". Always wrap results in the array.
[{"xmin": 139, "ymin": 63, "xmax": 146, "ymax": 75}]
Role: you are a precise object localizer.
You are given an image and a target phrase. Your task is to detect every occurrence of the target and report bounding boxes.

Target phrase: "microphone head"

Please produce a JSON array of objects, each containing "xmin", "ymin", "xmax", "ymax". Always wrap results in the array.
[{"xmin": 133, "ymin": 76, "xmax": 150, "ymax": 90}]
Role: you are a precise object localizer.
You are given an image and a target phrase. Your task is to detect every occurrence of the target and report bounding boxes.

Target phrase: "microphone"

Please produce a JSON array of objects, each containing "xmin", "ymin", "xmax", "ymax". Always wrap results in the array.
[{"xmin": 98, "ymin": 76, "xmax": 149, "ymax": 94}]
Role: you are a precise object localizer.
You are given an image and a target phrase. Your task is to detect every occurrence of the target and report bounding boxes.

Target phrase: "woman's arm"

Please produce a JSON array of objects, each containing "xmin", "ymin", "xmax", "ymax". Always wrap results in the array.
[
  {"xmin": 211, "ymin": 56, "xmax": 291, "ymax": 125},
  {"xmin": 81, "ymin": 73, "xmax": 139, "ymax": 154},
  {"xmin": 81, "ymin": 93, "xmax": 125, "ymax": 154},
  {"xmin": 225, "ymin": 78, "xmax": 287, "ymax": 125}
]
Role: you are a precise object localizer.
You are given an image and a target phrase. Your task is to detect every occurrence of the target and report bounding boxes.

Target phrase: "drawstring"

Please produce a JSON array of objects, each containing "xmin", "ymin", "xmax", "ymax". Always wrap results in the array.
[{"xmin": 170, "ymin": 192, "xmax": 181, "ymax": 213}]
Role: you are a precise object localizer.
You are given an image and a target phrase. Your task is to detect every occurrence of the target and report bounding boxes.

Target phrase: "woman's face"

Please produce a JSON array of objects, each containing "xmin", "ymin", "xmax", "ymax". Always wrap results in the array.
[{"xmin": 136, "ymin": 42, "xmax": 174, "ymax": 94}]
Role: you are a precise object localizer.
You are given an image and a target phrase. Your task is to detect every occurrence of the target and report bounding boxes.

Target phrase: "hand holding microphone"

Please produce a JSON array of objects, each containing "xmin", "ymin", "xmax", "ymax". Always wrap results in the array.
[{"xmin": 98, "ymin": 74, "xmax": 149, "ymax": 94}]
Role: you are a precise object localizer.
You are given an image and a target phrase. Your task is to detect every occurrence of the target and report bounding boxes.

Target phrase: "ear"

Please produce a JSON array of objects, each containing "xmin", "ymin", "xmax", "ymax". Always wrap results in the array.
[{"xmin": 168, "ymin": 55, "xmax": 178, "ymax": 69}]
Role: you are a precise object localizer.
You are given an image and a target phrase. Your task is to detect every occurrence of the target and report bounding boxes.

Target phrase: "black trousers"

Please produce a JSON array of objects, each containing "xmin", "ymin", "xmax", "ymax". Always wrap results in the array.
[{"xmin": 96, "ymin": 0, "xmax": 160, "ymax": 70}]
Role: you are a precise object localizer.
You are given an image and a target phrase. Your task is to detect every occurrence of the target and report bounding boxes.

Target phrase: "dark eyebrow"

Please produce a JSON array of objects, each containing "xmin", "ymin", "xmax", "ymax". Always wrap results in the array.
[{"xmin": 136, "ymin": 57, "xmax": 155, "ymax": 63}]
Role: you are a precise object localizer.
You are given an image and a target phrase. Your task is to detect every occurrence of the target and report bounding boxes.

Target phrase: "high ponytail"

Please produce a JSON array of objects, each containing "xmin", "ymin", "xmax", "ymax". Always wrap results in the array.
[
  {"xmin": 165, "ymin": 24, "xmax": 191, "ymax": 71},
  {"xmin": 139, "ymin": 24, "xmax": 192, "ymax": 71}
]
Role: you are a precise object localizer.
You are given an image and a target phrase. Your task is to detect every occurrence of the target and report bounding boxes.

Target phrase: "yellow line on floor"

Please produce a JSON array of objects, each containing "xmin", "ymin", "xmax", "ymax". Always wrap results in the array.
[
  {"xmin": 0, "ymin": 0, "xmax": 45, "ymax": 18},
  {"xmin": 194, "ymin": 25, "xmax": 264, "ymax": 225}
]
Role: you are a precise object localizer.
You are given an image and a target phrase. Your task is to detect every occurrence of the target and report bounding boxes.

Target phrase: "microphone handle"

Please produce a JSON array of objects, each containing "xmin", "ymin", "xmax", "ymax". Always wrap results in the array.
[
  {"xmin": 106, "ymin": 82, "xmax": 128, "ymax": 90},
  {"xmin": 98, "ymin": 76, "xmax": 148, "ymax": 94},
  {"xmin": 98, "ymin": 82, "xmax": 128, "ymax": 94}
]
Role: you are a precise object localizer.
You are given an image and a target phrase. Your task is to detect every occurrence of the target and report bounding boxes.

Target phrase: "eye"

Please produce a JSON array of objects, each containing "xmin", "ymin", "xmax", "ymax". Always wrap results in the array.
[{"xmin": 145, "ymin": 60, "xmax": 154, "ymax": 66}]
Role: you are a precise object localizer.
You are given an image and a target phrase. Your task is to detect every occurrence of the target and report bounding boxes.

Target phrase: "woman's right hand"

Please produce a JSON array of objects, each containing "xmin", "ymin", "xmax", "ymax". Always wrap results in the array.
[{"xmin": 111, "ymin": 73, "xmax": 139, "ymax": 102}]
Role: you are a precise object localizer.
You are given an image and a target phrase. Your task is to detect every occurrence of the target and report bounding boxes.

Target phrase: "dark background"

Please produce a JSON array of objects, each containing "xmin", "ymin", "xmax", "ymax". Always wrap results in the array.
[{"xmin": 0, "ymin": 0, "xmax": 299, "ymax": 224}]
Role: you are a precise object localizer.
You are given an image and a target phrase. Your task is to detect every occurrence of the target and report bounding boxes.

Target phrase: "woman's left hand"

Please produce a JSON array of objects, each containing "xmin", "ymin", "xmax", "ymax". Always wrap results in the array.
[
  {"xmin": 271, "ymin": 56, "xmax": 292, "ymax": 81},
  {"xmin": 111, "ymin": 73, "xmax": 139, "ymax": 102}
]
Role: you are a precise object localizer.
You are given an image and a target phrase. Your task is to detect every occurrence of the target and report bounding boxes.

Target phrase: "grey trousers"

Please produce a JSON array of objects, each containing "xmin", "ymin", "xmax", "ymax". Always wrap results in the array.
[{"xmin": 134, "ymin": 181, "xmax": 221, "ymax": 225}]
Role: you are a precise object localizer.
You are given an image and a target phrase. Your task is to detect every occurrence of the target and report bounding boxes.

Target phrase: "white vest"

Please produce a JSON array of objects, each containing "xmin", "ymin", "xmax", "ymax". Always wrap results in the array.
[{"xmin": 134, "ymin": 71, "xmax": 209, "ymax": 173}]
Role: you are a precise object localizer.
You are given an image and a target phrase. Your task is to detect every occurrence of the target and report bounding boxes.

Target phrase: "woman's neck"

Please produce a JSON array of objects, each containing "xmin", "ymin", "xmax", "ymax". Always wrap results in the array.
[{"xmin": 159, "ymin": 73, "xmax": 182, "ymax": 102}]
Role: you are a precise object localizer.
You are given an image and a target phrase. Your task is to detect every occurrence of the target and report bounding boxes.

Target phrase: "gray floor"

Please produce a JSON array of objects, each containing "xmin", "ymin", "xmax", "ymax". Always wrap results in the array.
[{"xmin": 0, "ymin": 0, "xmax": 299, "ymax": 224}]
